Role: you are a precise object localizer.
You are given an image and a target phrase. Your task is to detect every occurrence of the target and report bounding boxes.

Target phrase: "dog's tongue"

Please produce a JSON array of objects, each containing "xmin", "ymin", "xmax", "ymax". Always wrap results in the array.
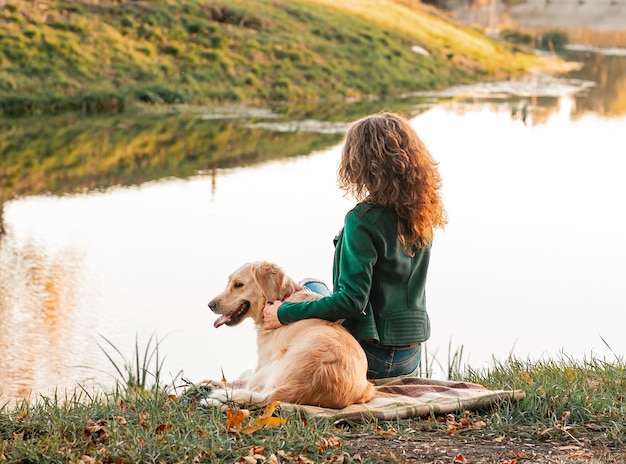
[{"xmin": 214, "ymin": 314, "xmax": 231, "ymax": 328}]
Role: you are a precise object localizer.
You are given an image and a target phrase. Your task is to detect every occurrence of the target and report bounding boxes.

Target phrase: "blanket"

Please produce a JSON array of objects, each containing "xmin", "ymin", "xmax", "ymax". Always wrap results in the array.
[{"xmin": 277, "ymin": 377, "xmax": 525, "ymax": 421}]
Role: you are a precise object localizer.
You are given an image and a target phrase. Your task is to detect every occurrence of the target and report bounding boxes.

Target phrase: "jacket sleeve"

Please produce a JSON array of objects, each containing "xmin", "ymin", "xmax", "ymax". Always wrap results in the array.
[{"xmin": 278, "ymin": 209, "xmax": 379, "ymax": 324}]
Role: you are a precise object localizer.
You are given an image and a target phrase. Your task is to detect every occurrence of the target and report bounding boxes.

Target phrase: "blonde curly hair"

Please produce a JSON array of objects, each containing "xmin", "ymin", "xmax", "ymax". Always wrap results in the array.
[{"xmin": 338, "ymin": 112, "xmax": 447, "ymax": 253}]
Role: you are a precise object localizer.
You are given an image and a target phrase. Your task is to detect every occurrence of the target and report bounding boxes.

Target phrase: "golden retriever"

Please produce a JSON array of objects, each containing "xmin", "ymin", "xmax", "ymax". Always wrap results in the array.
[{"xmin": 203, "ymin": 261, "xmax": 374, "ymax": 409}]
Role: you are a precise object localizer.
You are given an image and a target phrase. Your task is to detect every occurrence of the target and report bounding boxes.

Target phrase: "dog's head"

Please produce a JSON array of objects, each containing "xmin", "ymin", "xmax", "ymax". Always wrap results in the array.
[{"xmin": 208, "ymin": 261, "xmax": 299, "ymax": 328}]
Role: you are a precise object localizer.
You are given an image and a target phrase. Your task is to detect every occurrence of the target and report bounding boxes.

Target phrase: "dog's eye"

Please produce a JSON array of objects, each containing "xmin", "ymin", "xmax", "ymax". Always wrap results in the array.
[{"xmin": 234, "ymin": 282, "xmax": 244, "ymax": 289}]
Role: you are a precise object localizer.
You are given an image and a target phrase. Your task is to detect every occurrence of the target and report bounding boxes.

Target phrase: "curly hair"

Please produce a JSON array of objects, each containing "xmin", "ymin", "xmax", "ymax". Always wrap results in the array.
[{"xmin": 338, "ymin": 112, "xmax": 447, "ymax": 253}]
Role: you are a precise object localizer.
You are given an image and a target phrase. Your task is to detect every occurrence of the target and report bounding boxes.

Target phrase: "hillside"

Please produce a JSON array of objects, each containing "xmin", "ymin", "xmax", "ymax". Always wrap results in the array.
[{"xmin": 0, "ymin": 0, "xmax": 548, "ymax": 115}]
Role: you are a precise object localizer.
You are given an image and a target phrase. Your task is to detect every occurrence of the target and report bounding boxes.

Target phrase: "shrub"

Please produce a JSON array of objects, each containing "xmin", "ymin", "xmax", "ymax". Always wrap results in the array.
[
  {"xmin": 535, "ymin": 30, "xmax": 568, "ymax": 51},
  {"xmin": 134, "ymin": 86, "xmax": 185, "ymax": 104},
  {"xmin": 500, "ymin": 29, "xmax": 533, "ymax": 45}
]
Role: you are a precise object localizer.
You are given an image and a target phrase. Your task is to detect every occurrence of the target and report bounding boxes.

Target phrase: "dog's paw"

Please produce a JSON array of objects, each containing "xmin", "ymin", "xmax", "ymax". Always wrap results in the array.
[
  {"xmin": 198, "ymin": 379, "xmax": 229, "ymax": 389},
  {"xmin": 197, "ymin": 389, "xmax": 230, "ymax": 408}
]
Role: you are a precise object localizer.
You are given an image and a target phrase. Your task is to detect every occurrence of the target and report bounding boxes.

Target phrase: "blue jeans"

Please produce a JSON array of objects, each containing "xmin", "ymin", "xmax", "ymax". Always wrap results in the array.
[
  {"xmin": 301, "ymin": 278, "xmax": 421, "ymax": 380},
  {"xmin": 301, "ymin": 279, "xmax": 332, "ymax": 297},
  {"xmin": 360, "ymin": 341, "xmax": 421, "ymax": 380}
]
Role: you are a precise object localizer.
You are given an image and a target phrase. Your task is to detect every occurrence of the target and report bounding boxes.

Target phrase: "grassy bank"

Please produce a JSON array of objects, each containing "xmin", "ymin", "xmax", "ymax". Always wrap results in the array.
[
  {"xmin": 0, "ymin": 0, "xmax": 547, "ymax": 116},
  {"xmin": 1, "ymin": 353, "xmax": 625, "ymax": 463}
]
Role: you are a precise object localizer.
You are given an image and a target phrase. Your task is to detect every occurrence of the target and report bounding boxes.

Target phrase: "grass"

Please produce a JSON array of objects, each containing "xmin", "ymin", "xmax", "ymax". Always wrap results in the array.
[
  {"xmin": 1, "ymin": 337, "xmax": 625, "ymax": 463},
  {"xmin": 0, "ymin": 0, "xmax": 552, "ymax": 116}
]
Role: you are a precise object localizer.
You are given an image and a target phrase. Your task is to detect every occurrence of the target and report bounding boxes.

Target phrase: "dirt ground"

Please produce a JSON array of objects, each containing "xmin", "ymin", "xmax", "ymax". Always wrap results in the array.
[{"xmin": 343, "ymin": 433, "xmax": 626, "ymax": 463}]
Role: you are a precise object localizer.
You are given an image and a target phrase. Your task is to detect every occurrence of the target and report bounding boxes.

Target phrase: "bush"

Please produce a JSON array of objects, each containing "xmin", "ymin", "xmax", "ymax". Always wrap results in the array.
[
  {"xmin": 500, "ymin": 29, "xmax": 533, "ymax": 45},
  {"xmin": 535, "ymin": 30, "xmax": 568, "ymax": 51},
  {"xmin": 134, "ymin": 86, "xmax": 185, "ymax": 104}
]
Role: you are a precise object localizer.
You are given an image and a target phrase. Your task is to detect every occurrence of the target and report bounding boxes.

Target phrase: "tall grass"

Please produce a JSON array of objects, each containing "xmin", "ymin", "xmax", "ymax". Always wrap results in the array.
[{"xmin": 97, "ymin": 333, "xmax": 172, "ymax": 392}]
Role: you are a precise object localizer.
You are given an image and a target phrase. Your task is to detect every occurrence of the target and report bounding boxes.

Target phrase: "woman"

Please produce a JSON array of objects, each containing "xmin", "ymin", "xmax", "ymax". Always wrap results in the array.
[{"xmin": 263, "ymin": 112, "xmax": 447, "ymax": 379}]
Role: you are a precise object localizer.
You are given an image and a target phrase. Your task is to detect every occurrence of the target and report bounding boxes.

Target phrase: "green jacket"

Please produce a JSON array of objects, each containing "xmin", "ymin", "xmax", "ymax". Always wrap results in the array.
[{"xmin": 278, "ymin": 202, "xmax": 431, "ymax": 346}]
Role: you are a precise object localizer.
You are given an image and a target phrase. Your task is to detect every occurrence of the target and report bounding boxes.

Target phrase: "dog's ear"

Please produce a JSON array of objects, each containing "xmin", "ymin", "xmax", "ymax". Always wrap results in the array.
[{"xmin": 252, "ymin": 262, "xmax": 284, "ymax": 302}]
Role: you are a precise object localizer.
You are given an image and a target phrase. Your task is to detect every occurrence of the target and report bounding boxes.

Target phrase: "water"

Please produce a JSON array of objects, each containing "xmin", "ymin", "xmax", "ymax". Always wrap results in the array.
[{"xmin": 1, "ymin": 49, "xmax": 625, "ymax": 403}]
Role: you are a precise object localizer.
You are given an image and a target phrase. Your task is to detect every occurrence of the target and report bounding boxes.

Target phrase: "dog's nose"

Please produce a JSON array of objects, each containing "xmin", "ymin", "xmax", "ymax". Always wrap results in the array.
[{"xmin": 208, "ymin": 300, "xmax": 217, "ymax": 311}]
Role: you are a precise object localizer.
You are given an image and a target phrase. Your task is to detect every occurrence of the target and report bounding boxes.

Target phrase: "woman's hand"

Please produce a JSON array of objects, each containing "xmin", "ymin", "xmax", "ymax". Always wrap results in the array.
[{"xmin": 263, "ymin": 301, "xmax": 284, "ymax": 330}]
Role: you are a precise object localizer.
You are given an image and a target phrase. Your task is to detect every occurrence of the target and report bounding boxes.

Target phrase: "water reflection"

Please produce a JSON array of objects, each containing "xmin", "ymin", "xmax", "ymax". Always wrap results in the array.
[
  {"xmin": 566, "ymin": 52, "xmax": 626, "ymax": 116},
  {"xmin": 0, "ymin": 230, "xmax": 97, "ymax": 400}
]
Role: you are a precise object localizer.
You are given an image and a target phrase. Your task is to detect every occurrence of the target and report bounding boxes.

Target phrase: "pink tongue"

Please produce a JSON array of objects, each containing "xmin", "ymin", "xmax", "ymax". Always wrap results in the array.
[{"xmin": 214, "ymin": 314, "xmax": 232, "ymax": 328}]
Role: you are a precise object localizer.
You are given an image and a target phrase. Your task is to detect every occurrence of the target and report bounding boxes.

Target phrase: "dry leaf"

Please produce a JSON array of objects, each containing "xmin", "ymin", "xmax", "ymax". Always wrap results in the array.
[
  {"xmin": 155, "ymin": 423, "xmax": 172, "ymax": 434},
  {"xmin": 83, "ymin": 420, "xmax": 108, "ymax": 442},
  {"xmin": 241, "ymin": 416, "xmax": 287, "ymax": 434},
  {"xmin": 471, "ymin": 420, "xmax": 487, "ymax": 429},
  {"xmin": 375, "ymin": 426, "xmax": 398, "ymax": 436},
  {"xmin": 241, "ymin": 456, "xmax": 259, "ymax": 463},
  {"xmin": 251, "ymin": 445, "xmax": 267, "ymax": 455},
  {"xmin": 261, "ymin": 401, "xmax": 280, "ymax": 418},
  {"xmin": 225, "ymin": 408, "xmax": 250, "ymax": 431},
  {"xmin": 295, "ymin": 455, "xmax": 315, "ymax": 464},
  {"xmin": 139, "ymin": 413, "xmax": 149, "ymax": 430},
  {"xmin": 318, "ymin": 436, "xmax": 342, "ymax": 451}
]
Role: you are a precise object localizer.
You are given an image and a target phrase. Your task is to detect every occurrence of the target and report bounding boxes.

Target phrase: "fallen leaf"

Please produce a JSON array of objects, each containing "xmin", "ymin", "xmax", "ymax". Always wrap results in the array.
[
  {"xmin": 318, "ymin": 436, "xmax": 342, "ymax": 451},
  {"xmin": 375, "ymin": 426, "xmax": 398, "ymax": 436},
  {"xmin": 472, "ymin": 420, "xmax": 487, "ymax": 429},
  {"xmin": 155, "ymin": 423, "xmax": 172, "ymax": 434},
  {"xmin": 261, "ymin": 401, "xmax": 280, "ymax": 418},
  {"xmin": 295, "ymin": 455, "xmax": 315, "ymax": 464},
  {"xmin": 240, "ymin": 456, "xmax": 259, "ymax": 463},
  {"xmin": 454, "ymin": 453, "xmax": 466, "ymax": 463},
  {"xmin": 225, "ymin": 408, "xmax": 250, "ymax": 431},
  {"xmin": 251, "ymin": 445, "xmax": 267, "ymax": 455},
  {"xmin": 139, "ymin": 413, "xmax": 149, "ymax": 430},
  {"xmin": 83, "ymin": 420, "xmax": 109, "ymax": 442},
  {"xmin": 241, "ymin": 416, "xmax": 287, "ymax": 434}
]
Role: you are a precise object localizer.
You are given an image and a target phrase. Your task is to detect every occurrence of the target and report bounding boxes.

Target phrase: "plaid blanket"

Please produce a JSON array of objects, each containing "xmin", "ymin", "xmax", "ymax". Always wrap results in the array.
[{"xmin": 278, "ymin": 376, "xmax": 525, "ymax": 421}]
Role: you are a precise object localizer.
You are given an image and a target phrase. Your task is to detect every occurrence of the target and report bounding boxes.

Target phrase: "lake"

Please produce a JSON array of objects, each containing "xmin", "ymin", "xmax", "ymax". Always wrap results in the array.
[{"xmin": 1, "ymin": 47, "xmax": 625, "ymax": 403}]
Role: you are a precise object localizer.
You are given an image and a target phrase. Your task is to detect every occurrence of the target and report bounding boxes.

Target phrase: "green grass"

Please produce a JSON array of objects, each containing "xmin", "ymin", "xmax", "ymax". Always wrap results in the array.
[
  {"xmin": 1, "ymin": 338, "xmax": 625, "ymax": 463},
  {"xmin": 463, "ymin": 354, "xmax": 626, "ymax": 444},
  {"xmin": 0, "ymin": 0, "xmax": 551, "ymax": 116}
]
